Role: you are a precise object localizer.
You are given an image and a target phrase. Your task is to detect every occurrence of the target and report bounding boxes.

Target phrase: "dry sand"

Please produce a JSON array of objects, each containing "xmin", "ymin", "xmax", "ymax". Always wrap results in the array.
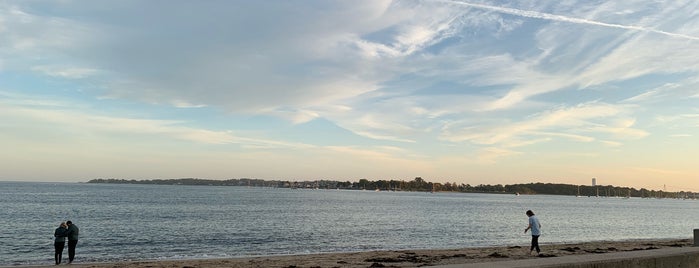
[{"xmin": 17, "ymin": 238, "xmax": 692, "ymax": 268}]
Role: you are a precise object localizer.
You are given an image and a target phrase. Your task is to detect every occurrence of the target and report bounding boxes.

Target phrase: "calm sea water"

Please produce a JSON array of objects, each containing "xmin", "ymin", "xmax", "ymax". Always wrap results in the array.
[{"xmin": 1, "ymin": 181, "xmax": 698, "ymax": 266}]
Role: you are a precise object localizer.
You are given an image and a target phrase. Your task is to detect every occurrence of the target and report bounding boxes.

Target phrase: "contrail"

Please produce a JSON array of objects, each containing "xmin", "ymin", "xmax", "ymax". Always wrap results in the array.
[{"xmin": 438, "ymin": 0, "xmax": 699, "ymax": 41}]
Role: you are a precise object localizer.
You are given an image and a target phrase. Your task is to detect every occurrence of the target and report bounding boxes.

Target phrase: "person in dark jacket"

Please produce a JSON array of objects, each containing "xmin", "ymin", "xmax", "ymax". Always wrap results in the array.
[
  {"xmin": 54, "ymin": 222, "xmax": 68, "ymax": 265},
  {"xmin": 65, "ymin": 221, "xmax": 79, "ymax": 264}
]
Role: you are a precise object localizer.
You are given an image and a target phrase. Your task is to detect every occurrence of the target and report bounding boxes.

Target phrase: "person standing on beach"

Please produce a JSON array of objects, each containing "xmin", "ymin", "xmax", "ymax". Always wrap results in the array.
[
  {"xmin": 66, "ymin": 220, "xmax": 79, "ymax": 264},
  {"xmin": 53, "ymin": 222, "xmax": 68, "ymax": 265},
  {"xmin": 524, "ymin": 210, "xmax": 541, "ymax": 255}
]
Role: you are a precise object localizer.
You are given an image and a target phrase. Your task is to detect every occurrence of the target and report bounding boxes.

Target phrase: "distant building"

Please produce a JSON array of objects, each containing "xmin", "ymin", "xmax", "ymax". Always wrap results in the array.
[{"xmin": 592, "ymin": 178, "xmax": 596, "ymax": 186}]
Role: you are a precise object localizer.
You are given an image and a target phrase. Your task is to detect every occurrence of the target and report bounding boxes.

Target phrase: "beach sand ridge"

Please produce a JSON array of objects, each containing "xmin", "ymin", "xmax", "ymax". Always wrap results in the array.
[{"xmin": 18, "ymin": 238, "xmax": 691, "ymax": 268}]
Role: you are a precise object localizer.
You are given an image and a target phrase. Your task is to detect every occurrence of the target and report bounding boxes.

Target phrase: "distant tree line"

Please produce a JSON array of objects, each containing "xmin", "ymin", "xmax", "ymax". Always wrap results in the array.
[{"xmin": 87, "ymin": 177, "xmax": 696, "ymax": 198}]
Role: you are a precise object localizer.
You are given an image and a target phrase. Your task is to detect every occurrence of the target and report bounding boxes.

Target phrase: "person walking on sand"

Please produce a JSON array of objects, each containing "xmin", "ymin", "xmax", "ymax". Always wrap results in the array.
[
  {"xmin": 524, "ymin": 210, "xmax": 541, "ymax": 255},
  {"xmin": 66, "ymin": 220, "xmax": 79, "ymax": 264},
  {"xmin": 53, "ymin": 222, "xmax": 68, "ymax": 265}
]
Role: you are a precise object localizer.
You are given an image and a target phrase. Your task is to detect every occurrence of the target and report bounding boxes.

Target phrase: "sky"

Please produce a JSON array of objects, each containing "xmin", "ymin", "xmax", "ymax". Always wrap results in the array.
[{"xmin": 1, "ymin": 0, "xmax": 698, "ymax": 191}]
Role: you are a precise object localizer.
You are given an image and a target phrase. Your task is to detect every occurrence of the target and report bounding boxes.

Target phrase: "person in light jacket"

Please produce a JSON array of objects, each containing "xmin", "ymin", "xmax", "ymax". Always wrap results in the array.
[
  {"xmin": 524, "ymin": 210, "xmax": 542, "ymax": 255},
  {"xmin": 54, "ymin": 222, "xmax": 68, "ymax": 265}
]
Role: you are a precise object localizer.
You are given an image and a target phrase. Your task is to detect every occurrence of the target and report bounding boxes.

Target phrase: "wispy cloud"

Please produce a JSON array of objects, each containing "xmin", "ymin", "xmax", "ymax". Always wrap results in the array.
[
  {"xmin": 476, "ymin": 147, "xmax": 521, "ymax": 164},
  {"xmin": 31, "ymin": 65, "xmax": 99, "ymax": 79},
  {"xmin": 669, "ymin": 134, "xmax": 692, "ymax": 137},
  {"xmin": 440, "ymin": 0, "xmax": 699, "ymax": 41},
  {"xmin": 0, "ymin": 98, "xmax": 311, "ymax": 149},
  {"xmin": 441, "ymin": 102, "xmax": 644, "ymax": 147},
  {"xmin": 169, "ymin": 100, "xmax": 207, "ymax": 109}
]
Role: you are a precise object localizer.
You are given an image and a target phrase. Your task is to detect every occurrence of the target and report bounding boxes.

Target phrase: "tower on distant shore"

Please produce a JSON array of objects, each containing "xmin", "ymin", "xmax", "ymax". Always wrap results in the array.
[{"xmin": 592, "ymin": 178, "xmax": 596, "ymax": 186}]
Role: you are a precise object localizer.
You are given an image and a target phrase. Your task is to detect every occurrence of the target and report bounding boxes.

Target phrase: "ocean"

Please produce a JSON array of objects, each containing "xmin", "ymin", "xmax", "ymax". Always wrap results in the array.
[{"xmin": 1, "ymin": 181, "xmax": 697, "ymax": 266}]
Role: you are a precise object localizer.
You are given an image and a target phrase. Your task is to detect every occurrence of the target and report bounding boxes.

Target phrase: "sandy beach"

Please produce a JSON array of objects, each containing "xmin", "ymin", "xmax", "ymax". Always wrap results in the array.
[{"xmin": 16, "ymin": 238, "xmax": 692, "ymax": 268}]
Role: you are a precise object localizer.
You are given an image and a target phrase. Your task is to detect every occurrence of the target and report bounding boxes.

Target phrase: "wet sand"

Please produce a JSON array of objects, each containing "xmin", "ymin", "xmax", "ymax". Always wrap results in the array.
[{"xmin": 16, "ymin": 238, "xmax": 692, "ymax": 268}]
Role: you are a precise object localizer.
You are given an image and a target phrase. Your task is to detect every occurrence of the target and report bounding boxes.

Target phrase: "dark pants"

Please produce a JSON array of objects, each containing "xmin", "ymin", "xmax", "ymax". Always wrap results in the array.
[
  {"xmin": 68, "ymin": 240, "xmax": 78, "ymax": 262},
  {"xmin": 54, "ymin": 242, "xmax": 65, "ymax": 264},
  {"xmin": 531, "ymin": 235, "xmax": 540, "ymax": 253}
]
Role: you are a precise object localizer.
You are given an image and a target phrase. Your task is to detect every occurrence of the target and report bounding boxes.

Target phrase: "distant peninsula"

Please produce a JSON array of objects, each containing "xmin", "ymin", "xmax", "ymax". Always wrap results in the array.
[{"xmin": 87, "ymin": 177, "xmax": 695, "ymax": 199}]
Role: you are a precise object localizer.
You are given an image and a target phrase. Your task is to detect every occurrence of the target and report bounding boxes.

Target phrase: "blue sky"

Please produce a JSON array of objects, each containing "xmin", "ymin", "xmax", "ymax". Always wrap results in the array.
[{"xmin": 1, "ymin": 0, "xmax": 698, "ymax": 191}]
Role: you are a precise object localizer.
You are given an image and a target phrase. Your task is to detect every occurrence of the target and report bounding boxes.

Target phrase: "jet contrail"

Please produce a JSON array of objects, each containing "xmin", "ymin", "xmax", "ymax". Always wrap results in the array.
[{"xmin": 438, "ymin": 0, "xmax": 699, "ymax": 41}]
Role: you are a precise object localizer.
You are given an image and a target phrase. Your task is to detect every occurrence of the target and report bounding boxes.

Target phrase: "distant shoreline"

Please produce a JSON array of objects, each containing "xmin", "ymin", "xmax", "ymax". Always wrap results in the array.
[
  {"xmin": 9, "ymin": 238, "xmax": 692, "ymax": 268},
  {"xmin": 86, "ymin": 178, "xmax": 698, "ymax": 199}
]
